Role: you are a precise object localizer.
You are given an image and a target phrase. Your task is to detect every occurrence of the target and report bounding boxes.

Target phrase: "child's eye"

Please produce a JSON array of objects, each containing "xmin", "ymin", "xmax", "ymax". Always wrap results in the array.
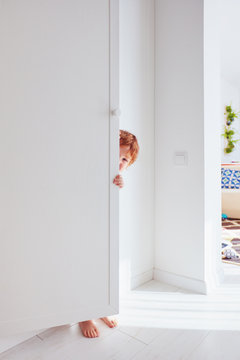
[{"xmin": 123, "ymin": 158, "xmax": 128, "ymax": 162}]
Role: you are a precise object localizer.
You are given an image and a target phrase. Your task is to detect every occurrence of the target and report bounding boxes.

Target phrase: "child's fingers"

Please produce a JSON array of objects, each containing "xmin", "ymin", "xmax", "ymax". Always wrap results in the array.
[
  {"xmin": 113, "ymin": 175, "xmax": 124, "ymax": 188},
  {"xmin": 114, "ymin": 180, "xmax": 122, "ymax": 186},
  {"xmin": 113, "ymin": 177, "xmax": 123, "ymax": 183},
  {"xmin": 113, "ymin": 175, "xmax": 121, "ymax": 182}
]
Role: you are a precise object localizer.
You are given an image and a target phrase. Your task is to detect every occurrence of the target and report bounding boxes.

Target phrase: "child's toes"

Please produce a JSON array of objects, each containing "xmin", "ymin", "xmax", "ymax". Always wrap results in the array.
[{"xmin": 100, "ymin": 316, "xmax": 118, "ymax": 328}]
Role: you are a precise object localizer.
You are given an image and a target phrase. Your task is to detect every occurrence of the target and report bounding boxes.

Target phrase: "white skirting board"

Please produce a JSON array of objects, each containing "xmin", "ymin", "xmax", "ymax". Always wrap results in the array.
[
  {"xmin": 153, "ymin": 268, "xmax": 207, "ymax": 294},
  {"xmin": 131, "ymin": 269, "xmax": 153, "ymax": 290}
]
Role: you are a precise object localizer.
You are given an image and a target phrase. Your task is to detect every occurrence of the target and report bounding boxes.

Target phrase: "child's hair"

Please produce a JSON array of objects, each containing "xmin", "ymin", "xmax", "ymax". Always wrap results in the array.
[{"xmin": 119, "ymin": 129, "xmax": 139, "ymax": 166}]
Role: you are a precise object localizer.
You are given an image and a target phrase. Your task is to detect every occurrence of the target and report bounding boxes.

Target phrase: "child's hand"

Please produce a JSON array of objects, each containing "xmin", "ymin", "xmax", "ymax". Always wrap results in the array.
[{"xmin": 113, "ymin": 174, "xmax": 124, "ymax": 188}]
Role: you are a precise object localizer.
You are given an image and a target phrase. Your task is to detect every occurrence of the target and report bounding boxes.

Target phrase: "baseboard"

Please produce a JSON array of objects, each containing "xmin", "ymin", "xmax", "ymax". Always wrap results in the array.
[
  {"xmin": 153, "ymin": 268, "xmax": 207, "ymax": 294},
  {"xmin": 131, "ymin": 269, "xmax": 153, "ymax": 289}
]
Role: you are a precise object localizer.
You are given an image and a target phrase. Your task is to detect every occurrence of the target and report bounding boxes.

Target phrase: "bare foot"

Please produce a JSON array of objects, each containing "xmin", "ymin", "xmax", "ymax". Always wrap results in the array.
[
  {"xmin": 79, "ymin": 320, "xmax": 100, "ymax": 338},
  {"xmin": 100, "ymin": 316, "xmax": 118, "ymax": 328}
]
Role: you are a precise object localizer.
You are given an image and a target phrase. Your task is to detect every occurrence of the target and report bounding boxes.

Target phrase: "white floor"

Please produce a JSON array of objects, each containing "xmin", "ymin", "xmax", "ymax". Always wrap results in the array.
[{"xmin": 1, "ymin": 280, "xmax": 240, "ymax": 360}]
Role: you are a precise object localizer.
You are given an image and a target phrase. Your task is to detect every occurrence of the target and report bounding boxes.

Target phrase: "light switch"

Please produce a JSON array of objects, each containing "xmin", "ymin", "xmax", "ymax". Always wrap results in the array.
[{"xmin": 174, "ymin": 152, "xmax": 187, "ymax": 166}]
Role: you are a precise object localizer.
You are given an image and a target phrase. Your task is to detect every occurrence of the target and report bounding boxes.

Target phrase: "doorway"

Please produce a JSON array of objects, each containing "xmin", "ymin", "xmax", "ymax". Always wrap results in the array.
[
  {"xmin": 119, "ymin": 0, "xmax": 240, "ymax": 302},
  {"xmin": 220, "ymin": 0, "xmax": 240, "ymax": 282}
]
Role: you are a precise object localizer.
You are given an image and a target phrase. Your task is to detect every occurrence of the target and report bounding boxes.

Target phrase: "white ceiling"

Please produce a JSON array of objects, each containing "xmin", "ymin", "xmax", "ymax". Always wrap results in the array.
[{"xmin": 220, "ymin": 0, "xmax": 240, "ymax": 88}]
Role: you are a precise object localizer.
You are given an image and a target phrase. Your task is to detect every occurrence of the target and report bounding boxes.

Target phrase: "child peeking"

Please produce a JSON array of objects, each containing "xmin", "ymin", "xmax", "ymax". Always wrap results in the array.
[{"xmin": 79, "ymin": 129, "xmax": 139, "ymax": 338}]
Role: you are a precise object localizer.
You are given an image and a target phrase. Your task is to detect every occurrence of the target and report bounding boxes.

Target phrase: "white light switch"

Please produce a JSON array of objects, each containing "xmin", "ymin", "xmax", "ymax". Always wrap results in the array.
[{"xmin": 174, "ymin": 152, "xmax": 187, "ymax": 166}]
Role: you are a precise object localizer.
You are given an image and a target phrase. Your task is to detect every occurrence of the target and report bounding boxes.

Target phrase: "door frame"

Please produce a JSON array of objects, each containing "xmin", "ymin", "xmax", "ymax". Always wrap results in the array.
[{"xmin": 109, "ymin": 0, "xmax": 120, "ymax": 311}]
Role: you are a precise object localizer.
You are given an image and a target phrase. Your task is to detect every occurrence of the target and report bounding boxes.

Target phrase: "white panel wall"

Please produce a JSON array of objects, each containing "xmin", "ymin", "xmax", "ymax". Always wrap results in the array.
[
  {"xmin": 154, "ymin": 0, "xmax": 206, "ymax": 289},
  {"xmin": 119, "ymin": 0, "xmax": 155, "ymax": 291}
]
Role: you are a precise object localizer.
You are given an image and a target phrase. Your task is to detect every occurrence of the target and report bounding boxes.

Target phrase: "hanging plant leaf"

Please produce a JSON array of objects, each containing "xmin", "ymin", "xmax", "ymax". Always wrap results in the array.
[{"xmin": 222, "ymin": 104, "xmax": 240, "ymax": 154}]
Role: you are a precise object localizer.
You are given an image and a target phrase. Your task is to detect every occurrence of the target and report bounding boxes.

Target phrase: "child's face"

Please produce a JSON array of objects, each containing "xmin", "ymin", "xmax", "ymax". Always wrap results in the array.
[{"xmin": 119, "ymin": 145, "xmax": 131, "ymax": 172}]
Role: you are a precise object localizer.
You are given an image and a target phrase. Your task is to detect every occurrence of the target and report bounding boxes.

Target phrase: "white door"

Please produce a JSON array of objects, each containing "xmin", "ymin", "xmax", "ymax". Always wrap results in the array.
[{"xmin": 0, "ymin": 0, "xmax": 119, "ymax": 336}]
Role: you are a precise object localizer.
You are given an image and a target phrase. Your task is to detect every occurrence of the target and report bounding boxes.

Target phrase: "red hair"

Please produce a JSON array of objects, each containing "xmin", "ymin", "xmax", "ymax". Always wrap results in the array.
[{"xmin": 119, "ymin": 130, "xmax": 139, "ymax": 166}]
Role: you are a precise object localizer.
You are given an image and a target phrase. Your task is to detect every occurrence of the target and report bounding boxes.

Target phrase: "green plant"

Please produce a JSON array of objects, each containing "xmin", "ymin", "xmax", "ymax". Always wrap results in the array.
[{"xmin": 222, "ymin": 104, "xmax": 240, "ymax": 154}]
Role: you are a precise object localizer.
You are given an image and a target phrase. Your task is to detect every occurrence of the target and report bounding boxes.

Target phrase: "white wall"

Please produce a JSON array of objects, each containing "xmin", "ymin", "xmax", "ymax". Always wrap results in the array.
[
  {"xmin": 154, "ymin": 0, "xmax": 206, "ymax": 291},
  {"xmin": 221, "ymin": 77, "xmax": 240, "ymax": 163},
  {"xmin": 119, "ymin": 0, "xmax": 155, "ymax": 291},
  {"xmin": 220, "ymin": 0, "xmax": 240, "ymax": 88},
  {"xmin": 154, "ymin": 0, "xmax": 222, "ymax": 293},
  {"xmin": 220, "ymin": 0, "xmax": 240, "ymax": 163}
]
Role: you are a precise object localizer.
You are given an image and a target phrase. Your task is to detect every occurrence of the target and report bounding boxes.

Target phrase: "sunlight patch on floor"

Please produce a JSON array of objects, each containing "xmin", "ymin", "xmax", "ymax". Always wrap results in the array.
[{"xmin": 119, "ymin": 280, "xmax": 240, "ymax": 331}]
